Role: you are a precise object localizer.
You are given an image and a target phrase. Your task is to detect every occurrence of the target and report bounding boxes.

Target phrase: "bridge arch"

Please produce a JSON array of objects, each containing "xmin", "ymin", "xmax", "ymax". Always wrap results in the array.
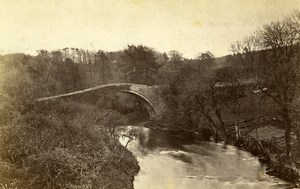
[{"xmin": 120, "ymin": 90, "xmax": 157, "ymax": 118}]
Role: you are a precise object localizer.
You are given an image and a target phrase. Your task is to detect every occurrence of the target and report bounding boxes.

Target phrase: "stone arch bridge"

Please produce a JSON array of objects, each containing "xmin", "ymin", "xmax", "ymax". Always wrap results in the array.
[{"xmin": 36, "ymin": 83, "xmax": 168, "ymax": 119}]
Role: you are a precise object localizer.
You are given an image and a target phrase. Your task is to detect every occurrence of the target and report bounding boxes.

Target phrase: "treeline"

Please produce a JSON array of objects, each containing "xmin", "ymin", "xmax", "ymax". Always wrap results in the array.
[{"xmin": 34, "ymin": 45, "xmax": 223, "ymax": 91}]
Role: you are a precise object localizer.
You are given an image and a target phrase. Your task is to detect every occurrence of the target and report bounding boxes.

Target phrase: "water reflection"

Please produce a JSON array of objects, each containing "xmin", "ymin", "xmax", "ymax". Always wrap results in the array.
[{"xmin": 120, "ymin": 126, "xmax": 291, "ymax": 189}]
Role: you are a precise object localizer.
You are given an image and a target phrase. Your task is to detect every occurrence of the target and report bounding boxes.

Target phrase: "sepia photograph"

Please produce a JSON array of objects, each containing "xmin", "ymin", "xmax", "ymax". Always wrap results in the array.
[{"xmin": 0, "ymin": 0, "xmax": 300, "ymax": 188}]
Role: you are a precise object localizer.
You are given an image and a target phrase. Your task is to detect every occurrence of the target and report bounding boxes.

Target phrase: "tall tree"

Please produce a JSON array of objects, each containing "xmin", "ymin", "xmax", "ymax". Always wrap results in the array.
[
  {"xmin": 257, "ymin": 11, "xmax": 300, "ymax": 160},
  {"xmin": 168, "ymin": 50, "xmax": 183, "ymax": 71},
  {"xmin": 216, "ymin": 66, "xmax": 244, "ymax": 139},
  {"xmin": 230, "ymin": 35, "xmax": 260, "ymax": 119},
  {"xmin": 166, "ymin": 53, "xmax": 229, "ymax": 142},
  {"xmin": 230, "ymin": 35, "xmax": 261, "ymax": 78},
  {"xmin": 64, "ymin": 58, "xmax": 82, "ymax": 90},
  {"xmin": 195, "ymin": 51, "xmax": 216, "ymax": 73},
  {"xmin": 121, "ymin": 45, "xmax": 160, "ymax": 85},
  {"xmin": 95, "ymin": 50, "xmax": 111, "ymax": 84}
]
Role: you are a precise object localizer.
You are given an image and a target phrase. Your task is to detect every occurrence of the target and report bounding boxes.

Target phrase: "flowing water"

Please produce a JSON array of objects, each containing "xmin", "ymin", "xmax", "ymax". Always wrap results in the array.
[{"xmin": 119, "ymin": 125, "xmax": 292, "ymax": 189}]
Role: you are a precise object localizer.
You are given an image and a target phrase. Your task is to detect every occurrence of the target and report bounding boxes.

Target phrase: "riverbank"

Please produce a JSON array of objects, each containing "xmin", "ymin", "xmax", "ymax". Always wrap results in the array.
[
  {"xmin": 230, "ymin": 125, "xmax": 300, "ymax": 187},
  {"xmin": 145, "ymin": 120, "xmax": 300, "ymax": 187}
]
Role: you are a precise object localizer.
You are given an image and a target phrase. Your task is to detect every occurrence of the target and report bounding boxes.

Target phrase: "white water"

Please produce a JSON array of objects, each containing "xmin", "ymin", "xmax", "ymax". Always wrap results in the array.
[{"xmin": 120, "ymin": 126, "xmax": 291, "ymax": 189}]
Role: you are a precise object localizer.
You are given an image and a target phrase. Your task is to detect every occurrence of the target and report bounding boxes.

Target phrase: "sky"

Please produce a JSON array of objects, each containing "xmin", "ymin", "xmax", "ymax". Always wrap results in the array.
[{"xmin": 0, "ymin": 0, "xmax": 299, "ymax": 58}]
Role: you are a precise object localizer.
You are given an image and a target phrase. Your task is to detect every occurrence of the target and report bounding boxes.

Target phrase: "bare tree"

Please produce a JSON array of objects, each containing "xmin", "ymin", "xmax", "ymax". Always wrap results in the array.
[
  {"xmin": 230, "ymin": 35, "xmax": 263, "ymax": 140},
  {"xmin": 231, "ymin": 35, "xmax": 261, "ymax": 78},
  {"xmin": 257, "ymin": 11, "xmax": 300, "ymax": 160},
  {"xmin": 216, "ymin": 66, "xmax": 244, "ymax": 139},
  {"xmin": 174, "ymin": 52, "xmax": 228, "ymax": 142}
]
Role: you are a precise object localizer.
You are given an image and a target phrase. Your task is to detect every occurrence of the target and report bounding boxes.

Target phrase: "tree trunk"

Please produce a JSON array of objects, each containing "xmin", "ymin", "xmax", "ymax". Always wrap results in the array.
[
  {"xmin": 223, "ymin": 128, "xmax": 227, "ymax": 143},
  {"xmin": 255, "ymin": 128, "xmax": 264, "ymax": 150},
  {"xmin": 285, "ymin": 125, "xmax": 292, "ymax": 160},
  {"xmin": 89, "ymin": 63, "xmax": 93, "ymax": 86},
  {"xmin": 284, "ymin": 109, "xmax": 293, "ymax": 160},
  {"xmin": 295, "ymin": 123, "xmax": 300, "ymax": 147},
  {"xmin": 215, "ymin": 131, "xmax": 219, "ymax": 143},
  {"xmin": 101, "ymin": 62, "xmax": 105, "ymax": 84},
  {"xmin": 297, "ymin": 130, "xmax": 300, "ymax": 147},
  {"xmin": 215, "ymin": 108, "xmax": 227, "ymax": 142}
]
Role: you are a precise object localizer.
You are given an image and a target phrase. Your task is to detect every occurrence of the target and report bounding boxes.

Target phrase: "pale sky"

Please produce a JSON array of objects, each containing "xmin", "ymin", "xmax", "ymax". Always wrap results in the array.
[{"xmin": 0, "ymin": 0, "xmax": 299, "ymax": 58}]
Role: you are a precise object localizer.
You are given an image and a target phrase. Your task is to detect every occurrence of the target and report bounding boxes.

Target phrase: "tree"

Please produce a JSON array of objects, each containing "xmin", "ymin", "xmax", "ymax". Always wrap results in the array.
[
  {"xmin": 165, "ymin": 62, "xmax": 229, "ymax": 142},
  {"xmin": 156, "ymin": 52, "xmax": 169, "ymax": 64},
  {"xmin": 196, "ymin": 51, "xmax": 215, "ymax": 60},
  {"xmin": 193, "ymin": 79, "xmax": 229, "ymax": 142},
  {"xmin": 168, "ymin": 50, "xmax": 183, "ymax": 71},
  {"xmin": 216, "ymin": 66, "xmax": 245, "ymax": 139},
  {"xmin": 162, "ymin": 52, "xmax": 169, "ymax": 63},
  {"xmin": 95, "ymin": 50, "xmax": 111, "ymax": 84},
  {"xmin": 98, "ymin": 109, "xmax": 128, "ymax": 139},
  {"xmin": 195, "ymin": 51, "xmax": 216, "ymax": 73},
  {"xmin": 121, "ymin": 45, "xmax": 160, "ymax": 85},
  {"xmin": 257, "ymin": 11, "xmax": 300, "ymax": 160},
  {"xmin": 230, "ymin": 35, "xmax": 261, "ymax": 78},
  {"xmin": 230, "ymin": 35, "xmax": 263, "ymax": 123},
  {"xmin": 64, "ymin": 58, "xmax": 82, "ymax": 90}
]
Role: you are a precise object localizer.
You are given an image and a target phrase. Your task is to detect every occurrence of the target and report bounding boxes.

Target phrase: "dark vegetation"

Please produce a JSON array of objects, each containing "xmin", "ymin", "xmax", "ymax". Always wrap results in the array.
[
  {"xmin": 0, "ymin": 9, "xmax": 300, "ymax": 188},
  {"xmin": 0, "ymin": 53, "xmax": 140, "ymax": 188},
  {"xmin": 0, "ymin": 101, "xmax": 139, "ymax": 189}
]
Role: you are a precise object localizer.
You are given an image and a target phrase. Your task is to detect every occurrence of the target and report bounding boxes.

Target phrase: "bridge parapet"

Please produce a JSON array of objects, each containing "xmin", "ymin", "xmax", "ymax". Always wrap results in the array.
[{"xmin": 36, "ymin": 83, "xmax": 168, "ymax": 119}]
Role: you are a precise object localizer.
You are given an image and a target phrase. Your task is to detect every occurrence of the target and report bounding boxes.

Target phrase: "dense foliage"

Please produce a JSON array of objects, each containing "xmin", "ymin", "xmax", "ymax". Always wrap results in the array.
[
  {"xmin": 121, "ymin": 45, "xmax": 161, "ymax": 85},
  {"xmin": 0, "ymin": 54, "xmax": 139, "ymax": 189}
]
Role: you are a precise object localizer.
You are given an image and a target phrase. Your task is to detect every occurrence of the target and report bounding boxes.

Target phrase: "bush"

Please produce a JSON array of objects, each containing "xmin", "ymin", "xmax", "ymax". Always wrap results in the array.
[{"xmin": 0, "ymin": 101, "xmax": 139, "ymax": 189}]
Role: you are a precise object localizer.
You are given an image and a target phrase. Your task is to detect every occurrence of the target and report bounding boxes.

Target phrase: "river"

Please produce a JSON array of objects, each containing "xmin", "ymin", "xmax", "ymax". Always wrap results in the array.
[{"xmin": 119, "ymin": 125, "xmax": 292, "ymax": 189}]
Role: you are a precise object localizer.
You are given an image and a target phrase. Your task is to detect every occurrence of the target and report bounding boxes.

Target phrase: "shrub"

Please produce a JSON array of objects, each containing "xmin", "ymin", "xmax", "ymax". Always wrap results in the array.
[{"xmin": 0, "ymin": 101, "xmax": 139, "ymax": 189}]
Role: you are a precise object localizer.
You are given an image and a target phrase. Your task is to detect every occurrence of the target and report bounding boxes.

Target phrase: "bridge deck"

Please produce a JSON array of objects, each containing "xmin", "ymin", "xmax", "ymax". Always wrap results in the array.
[{"xmin": 36, "ymin": 83, "xmax": 150, "ymax": 101}]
